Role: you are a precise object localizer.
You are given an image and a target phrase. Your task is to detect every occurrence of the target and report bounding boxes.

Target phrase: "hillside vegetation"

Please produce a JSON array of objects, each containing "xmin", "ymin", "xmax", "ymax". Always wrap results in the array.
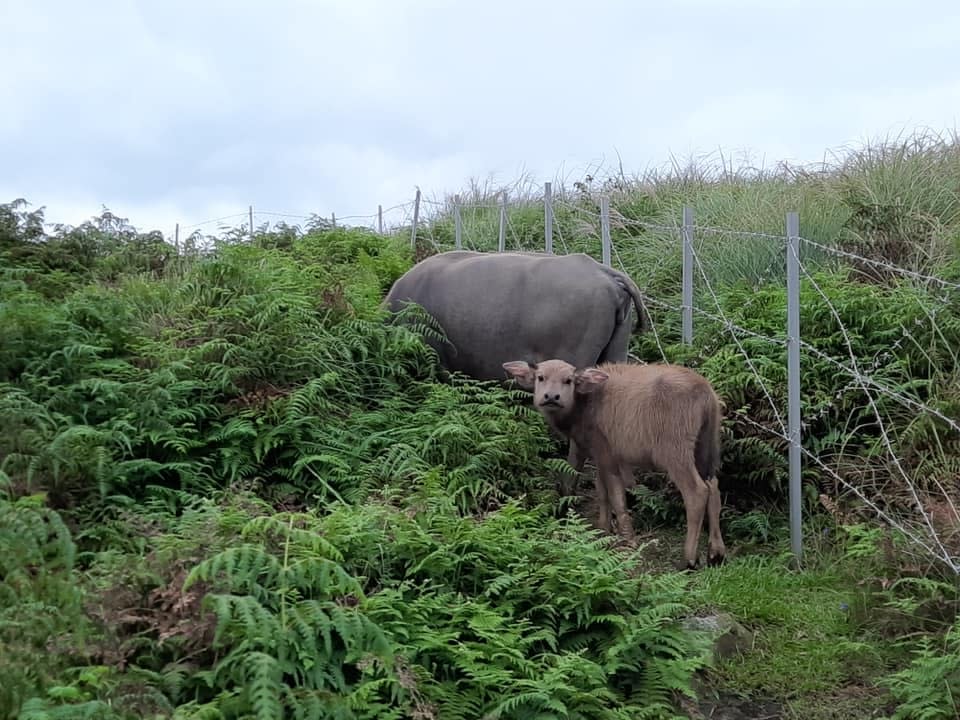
[{"xmin": 2, "ymin": 131, "xmax": 959, "ymax": 719}]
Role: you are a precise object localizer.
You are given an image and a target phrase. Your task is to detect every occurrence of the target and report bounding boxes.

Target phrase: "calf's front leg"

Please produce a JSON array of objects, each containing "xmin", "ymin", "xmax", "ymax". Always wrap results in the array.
[
  {"xmin": 592, "ymin": 465, "xmax": 611, "ymax": 533},
  {"xmin": 606, "ymin": 463, "xmax": 635, "ymax": 545},
  {"xmin": 561, "ymin": 438, "xmax": 587, "ymax": 496}
]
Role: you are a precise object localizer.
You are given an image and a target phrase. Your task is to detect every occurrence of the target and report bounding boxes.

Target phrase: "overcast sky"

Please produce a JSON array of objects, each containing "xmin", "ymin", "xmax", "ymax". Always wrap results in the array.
[{"xmin": 3, "ymin": 0, "xmax": 959, "ymax": 240}]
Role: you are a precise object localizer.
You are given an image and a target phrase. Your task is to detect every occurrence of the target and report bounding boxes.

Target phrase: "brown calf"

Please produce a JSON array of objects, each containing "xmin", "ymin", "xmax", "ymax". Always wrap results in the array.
[{"xmin": 503, "ymin": 358, "xmax": 726, "ymax": 569}]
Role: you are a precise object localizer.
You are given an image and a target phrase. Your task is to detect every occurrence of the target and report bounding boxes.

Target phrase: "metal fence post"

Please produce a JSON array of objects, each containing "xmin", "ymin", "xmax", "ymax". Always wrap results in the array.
[
  {"xmin": 786, "ymin": 210, "xmax": 803, "ymax": 567},
  {"xmin": 249, "ymin": 205, "xmax": 255, "ymax": 241},
  {"xmin": 378, "ymin": 204, "xmax": 383, "ymax": 234},
  {"xmin": 498, "ymin": 191, "xmax": 507, "ymax": 252},
  {"xmin": 600, "ymin": 195, "xmax": 611, "ymax": 266},
  {"xmin": 454, "ymin": 195, "xmax": 462, "ymax": 250},
  {"xmin": 410, "ymin": 189, "xmax": 421, "ymax": 250},
  {"xmin": 681, "ymin": 206, "xmax": 694, "ymax": 344},
  {"xmin": 544, "ymin": 182, "xmax": 553, "ymax": 254}
]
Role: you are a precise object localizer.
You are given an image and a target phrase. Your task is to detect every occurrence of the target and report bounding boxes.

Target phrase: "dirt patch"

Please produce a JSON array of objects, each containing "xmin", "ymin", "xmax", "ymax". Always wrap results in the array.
[
  {"xmin": 561, "ymin": 465, "xmax": 700, "ymax": 572},
  {"xmin": 683, "ymin": 691, "xmax": 784, "ymax": 720},
  {"xmin": 780, "ymin": 684, "xmax": 896, "ymax": 720}
]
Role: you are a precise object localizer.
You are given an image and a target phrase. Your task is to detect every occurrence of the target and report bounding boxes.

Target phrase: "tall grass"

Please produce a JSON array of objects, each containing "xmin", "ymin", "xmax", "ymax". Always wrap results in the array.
[{"xmin": 412, "ymin": 130, "xmax": 960, "ymax": 293}]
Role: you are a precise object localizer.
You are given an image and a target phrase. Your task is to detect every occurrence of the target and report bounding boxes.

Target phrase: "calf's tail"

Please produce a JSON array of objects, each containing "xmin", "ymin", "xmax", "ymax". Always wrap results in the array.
[{"xmin": 694, "ymin": 399, "xmax": 722, "ymax": 480}]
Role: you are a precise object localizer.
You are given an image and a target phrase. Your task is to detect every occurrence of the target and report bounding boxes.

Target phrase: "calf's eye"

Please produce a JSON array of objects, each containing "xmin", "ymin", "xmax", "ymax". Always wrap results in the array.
[
  {"xmin": 537, "ymin": 375, "xmax": 544, "ymax": 382},
  {"xmin": 563, "ymin": 378, "xmax": 572, "ymax": 385}
]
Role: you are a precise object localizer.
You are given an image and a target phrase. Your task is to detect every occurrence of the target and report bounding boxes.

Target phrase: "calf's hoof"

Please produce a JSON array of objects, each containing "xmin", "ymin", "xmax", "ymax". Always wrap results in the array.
[{"xmin": 707, "ymin": 545, "xmax": 727, "ymax": 567}]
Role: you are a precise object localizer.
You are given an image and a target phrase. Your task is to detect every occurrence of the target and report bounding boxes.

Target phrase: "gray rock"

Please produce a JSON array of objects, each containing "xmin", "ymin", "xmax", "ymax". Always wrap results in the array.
[{"xmin": 682, "ymin": 612, "xmax": 754, "ymax": 661}]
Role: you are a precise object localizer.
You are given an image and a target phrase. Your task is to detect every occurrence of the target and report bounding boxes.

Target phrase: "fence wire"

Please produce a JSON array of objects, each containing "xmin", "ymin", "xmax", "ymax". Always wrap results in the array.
[
  {"xmin": 419, "ymin": 195, "xmax": 959, "ymax": 573},
  {"xmin": 167, "ymin": 191, "xmax": 960, "ymax": 572}
]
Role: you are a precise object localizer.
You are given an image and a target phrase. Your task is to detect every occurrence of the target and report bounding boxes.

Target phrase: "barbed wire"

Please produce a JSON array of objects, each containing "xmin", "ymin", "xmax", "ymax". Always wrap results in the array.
[
  {"xmin": 798, "ymin": 236, "xmax": 960, "ymax": 292},
  {"xmin": 173, "ymin": 197, "xmax": 956, "ymax": 290},
  {"xmin": 505, "ymin": 212, "xmax": 527, "ymax": 252},
  {"xmin": 638, "ymin": 295, "xmax": 788, "ymax": 349},
  {"xmin": 334, "ymin": 212, "xmax": 381, "ymax": 222},
  {"xmin": 797, "ymin": 340, "xmax": 960, "ymax": 435},
  {"xmin": 604, "ymin": 222, "xmax": 958, "ymax": 570},
  {"xmin": 615, "ymin": 216, "xmax": 683, "ymax": 235},
  {"xmin": 611, "ymin": 248, "xmax": 668, "ymax": 361},
  {"xmin": 555, "ymin": 200, "xmax": 680, "ymax": 235},
  {"xmin": 254, "ymin": 211, "xmax": 311, "ymax": 220},
  {"xmin": 173, "ymin": 200, "xmax": 421, "ymax": 239},
  {"xmin": 690, "ymin": 242, "xmax": 789, "ymax": 434},
  {"xmin": 792, "ymin": 246, "xmax": 958, "ymax": 568},
  {"xmin": 380, "ymin": 201, "xmax": 416, "ymax": 216},
  {"xmin": 557, "ymin": 200, "xmax": 782, "ymax": 243},
  {"xmin": 694, "ymin": 225, "xmax": 793, "ymax": 242},
  {"xmin": 733, "ymin": 412, "xmax": 958, "ymax": 571},
  {"xmin": 615, "ymin": 241, "xmax": 676, "ymax": 362},
  {"xmin": 421, "ymin": 197, "xmax": 505, "ymax": 210},
  {"xmin": 552, "ymin": 211, "xmax": 571, "ymax": 255},
  {"xmin": 179, "ymin": 213, "xmax": 249, "ymax": 231},
  {"xmin": 161, "ymin": 189, "xmax": 960, "ymax": 568}
]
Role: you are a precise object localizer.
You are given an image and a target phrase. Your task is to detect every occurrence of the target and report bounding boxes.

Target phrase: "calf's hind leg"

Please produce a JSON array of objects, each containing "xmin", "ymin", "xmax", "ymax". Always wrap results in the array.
[
  {"xmin": 705, "ymin": 475, "xmax": 726, "ymax": 566},
  {"xmin": 666, "ymin": 460, "xmax": 710, "ymax": 569}
]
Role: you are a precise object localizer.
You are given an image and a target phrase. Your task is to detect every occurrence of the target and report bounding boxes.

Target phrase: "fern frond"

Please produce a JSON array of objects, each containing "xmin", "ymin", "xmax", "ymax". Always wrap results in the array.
[{"xmin": 186, "ymin": 545, "xmax": 283, "ymax": 596}]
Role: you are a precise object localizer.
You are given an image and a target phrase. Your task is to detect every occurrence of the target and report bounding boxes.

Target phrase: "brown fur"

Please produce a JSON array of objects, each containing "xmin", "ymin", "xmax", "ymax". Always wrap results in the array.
[{"xmin": 503, "ymin": 358, "xmax": 726, "ymax": 569}]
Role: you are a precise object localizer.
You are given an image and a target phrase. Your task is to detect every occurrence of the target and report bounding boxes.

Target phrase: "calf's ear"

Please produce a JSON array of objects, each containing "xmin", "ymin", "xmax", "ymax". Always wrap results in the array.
[
  {"xmin": 575, "ymin": 367, "xmax": 609, "ymax": 394},
  {"xmin": 503, "ymin": 360, "xmax": 536, "ymax": 389}
]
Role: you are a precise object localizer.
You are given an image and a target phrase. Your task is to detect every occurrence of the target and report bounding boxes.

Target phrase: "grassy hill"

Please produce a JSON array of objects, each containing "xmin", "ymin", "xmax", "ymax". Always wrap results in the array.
[{"xmin": 2, "ymin": 131, "xmax": 959, "ymax": 719}]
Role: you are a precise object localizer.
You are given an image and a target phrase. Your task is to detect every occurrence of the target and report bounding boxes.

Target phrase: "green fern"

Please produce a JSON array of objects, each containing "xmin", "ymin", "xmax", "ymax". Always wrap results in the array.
[
  {"xmin": 880, "ymin": 617, "xmax": 960, "ymax": 720},
  {"xmin": 0, "ymin": 495, "xmax": 90, "ymax": 719}
]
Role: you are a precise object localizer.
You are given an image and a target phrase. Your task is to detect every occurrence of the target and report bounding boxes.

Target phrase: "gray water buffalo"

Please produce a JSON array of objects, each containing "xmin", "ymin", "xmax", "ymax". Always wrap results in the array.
[
  {"xmin": 384, "ymin": 250, "xmax": 648, "ymax": 380},
  {"xmin": 383, "ymin": 250, "xmax": 650, "ymax": 490}
]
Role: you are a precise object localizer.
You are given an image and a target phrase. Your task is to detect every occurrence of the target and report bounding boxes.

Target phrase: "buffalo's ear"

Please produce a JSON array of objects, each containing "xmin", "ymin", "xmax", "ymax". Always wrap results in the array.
[
  {"xmin": 574, "ymin": 367, "xmax": 608, "ymax": 394},
  {"xmin": 503, "ymin": 360, "xmax": 536, "ymax": 390}
]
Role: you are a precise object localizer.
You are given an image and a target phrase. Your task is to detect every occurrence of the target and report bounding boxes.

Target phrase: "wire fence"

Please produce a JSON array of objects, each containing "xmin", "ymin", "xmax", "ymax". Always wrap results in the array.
[
  {"xmin": 424, "ymin": 188, "xmax": 958, "ymax": 575},
  {"xmin": 166, "ymin": 185, "xmax": 960, "ymax": 574},
  {"xmin": 166, "ymin": 200, "xmax": 419, "ymax": 253}
]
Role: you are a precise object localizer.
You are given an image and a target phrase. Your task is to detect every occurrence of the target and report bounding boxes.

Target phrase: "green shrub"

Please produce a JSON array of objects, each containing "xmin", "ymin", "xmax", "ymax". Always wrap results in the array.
[
  {"xmin": 0, "ymin": 492, "xmax": 91, "ymax": 718},
  {"xmin": 20, "ymin": 488, "xmax": 705, "ymax": 719},
  {"xmin": 880, "ymin": 616, "xmax": 960, "ymax": 720}
]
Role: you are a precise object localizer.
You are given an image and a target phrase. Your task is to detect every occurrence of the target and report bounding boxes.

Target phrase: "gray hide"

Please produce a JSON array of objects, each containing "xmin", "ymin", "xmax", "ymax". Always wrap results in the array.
[
  {"xmin": 384, "ymin": 250, "xmax": 649, "ymax": 494},
  {"xmin": 384, "ymin": 250, "xmax": 649, "ymax": 381}
]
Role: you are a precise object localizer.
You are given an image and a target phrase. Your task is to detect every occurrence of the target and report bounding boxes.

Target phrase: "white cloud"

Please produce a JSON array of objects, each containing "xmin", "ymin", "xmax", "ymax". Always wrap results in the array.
[{"xmin": 2, "ymin": 0, "xmax": 959, "ymax": 238}]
